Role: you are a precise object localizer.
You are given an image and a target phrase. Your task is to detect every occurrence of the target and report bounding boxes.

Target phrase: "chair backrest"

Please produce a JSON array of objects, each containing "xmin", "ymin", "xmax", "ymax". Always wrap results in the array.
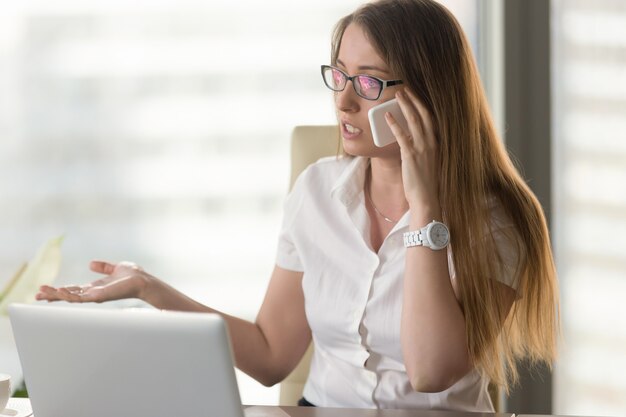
[
  {"xmin": 279, "ymin": 125, "xmax": 340, "ymax": 406},
  {"xmin": 288, "ymin": 125, "xmax": 341, "ymax": 190}
]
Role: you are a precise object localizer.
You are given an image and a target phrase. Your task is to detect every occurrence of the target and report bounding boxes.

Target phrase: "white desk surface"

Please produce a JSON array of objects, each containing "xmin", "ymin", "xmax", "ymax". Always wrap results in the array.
[
  {"xmin": 245, "ymin": 406, "xmax": 514, "ymax": 417},
  {"xmin": 5, "ymin": 399, "xmax": 515, "ymax": 417},
  {"xmin": 1, "ymin": 398, "xmax": 32, "ymax": 417}
]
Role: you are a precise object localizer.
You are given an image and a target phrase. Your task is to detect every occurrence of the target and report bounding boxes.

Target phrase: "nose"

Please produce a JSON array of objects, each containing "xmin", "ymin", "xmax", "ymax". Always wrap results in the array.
[{"xmin": 335, "ymin": 82, "xmax": 360, "ymax": 114}]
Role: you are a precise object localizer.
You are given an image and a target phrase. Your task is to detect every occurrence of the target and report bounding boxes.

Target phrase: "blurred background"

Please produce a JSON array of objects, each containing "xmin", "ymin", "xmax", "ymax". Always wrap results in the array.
[{"xmin": 0, "ymin": 0, "xmax": 624, "ymax": 414}]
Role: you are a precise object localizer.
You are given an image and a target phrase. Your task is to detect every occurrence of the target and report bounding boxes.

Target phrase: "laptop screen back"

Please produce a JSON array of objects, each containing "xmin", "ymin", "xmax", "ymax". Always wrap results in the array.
[{"xmin": 9, "ymin": 304, "xmax": 244, "ymax": 417}]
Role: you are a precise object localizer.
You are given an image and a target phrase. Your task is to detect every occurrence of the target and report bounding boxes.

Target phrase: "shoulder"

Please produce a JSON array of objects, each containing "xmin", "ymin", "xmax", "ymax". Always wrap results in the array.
[
  {"xmin": 293, "ymin": 155, "xmax": 355, "ymax": 193},
  {"xmin": 280, "ymin": 155, "xmax": 356, "ymax": 235},
  {"xmin": 301, "ymin": 155, "xmax": 354, "ymax": 178}
]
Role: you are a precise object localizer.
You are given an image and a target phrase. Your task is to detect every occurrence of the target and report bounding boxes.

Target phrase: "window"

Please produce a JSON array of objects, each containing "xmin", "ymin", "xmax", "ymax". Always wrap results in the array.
[
  {"xmin": 552, "ymin": 1, "xmax": 626, "ymax": 415},
  {"xmin": 0, "ymin": 0, "xmax": 481, "ymax": 405}
]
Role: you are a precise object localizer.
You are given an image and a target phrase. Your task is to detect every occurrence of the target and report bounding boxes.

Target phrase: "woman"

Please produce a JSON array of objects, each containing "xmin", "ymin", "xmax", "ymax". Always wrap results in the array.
[{"xmin": 37, "ymin": 0, "xmax": 559, "ymax": 411}]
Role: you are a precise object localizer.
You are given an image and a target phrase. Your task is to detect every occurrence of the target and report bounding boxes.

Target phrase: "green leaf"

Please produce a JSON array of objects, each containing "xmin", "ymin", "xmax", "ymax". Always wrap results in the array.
[{"xmin": 0, "ymin": 236, "xmax": 64, "ymax": 314}]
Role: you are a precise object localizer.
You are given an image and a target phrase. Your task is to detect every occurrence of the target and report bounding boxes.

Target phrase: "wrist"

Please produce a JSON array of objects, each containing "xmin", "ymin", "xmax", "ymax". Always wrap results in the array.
[
  {"xmin": 409, "ymin": 209, "xmax": 442, "ymax": 230},
  {"xmin": 135, "ymin": 273, "xmax": 155, "ymax": 302}
]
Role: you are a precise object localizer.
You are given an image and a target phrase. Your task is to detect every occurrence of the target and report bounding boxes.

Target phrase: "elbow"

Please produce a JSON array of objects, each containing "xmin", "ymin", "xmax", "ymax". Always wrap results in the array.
[
  {"xmin": 409, "ymin": 375, "xmax": 455, "ymax": 393},
  {"xmin": 256, "ymin": 369, "xmax": 287, "ymax": 387},
  {"xmin": 259, "ymin": 377, "xmax": 279, "ymax": 388},
  {"xmin": 257, "ymin": 374, "xmax": 282, "ymax": 388},
  {"xmin": 256, "ymin": 366, "xmax": 292, "ymax": 388},
  {"xmin": 407, "ymin": 365, "xmax": 468, "ymax": 393}
]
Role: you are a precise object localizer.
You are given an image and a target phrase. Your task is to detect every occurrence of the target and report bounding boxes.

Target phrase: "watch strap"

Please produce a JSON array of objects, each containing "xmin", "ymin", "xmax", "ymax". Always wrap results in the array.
[{"xmin": 403, "ymin": 230, "xmax": 426, "ymax": 248}]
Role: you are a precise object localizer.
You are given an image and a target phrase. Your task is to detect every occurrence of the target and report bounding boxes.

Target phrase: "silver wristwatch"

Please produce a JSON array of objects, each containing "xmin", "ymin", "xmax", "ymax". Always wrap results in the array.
[{"xmin": 403, "ymin": 220, "xmax": 450, "ymax": 250}]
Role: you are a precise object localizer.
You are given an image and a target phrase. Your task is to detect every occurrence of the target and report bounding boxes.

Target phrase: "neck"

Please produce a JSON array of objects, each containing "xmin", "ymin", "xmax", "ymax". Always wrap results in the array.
[
  {"xmin": 366, "ymin": 158, "xmax": 409, "ymax": 218},
  {"xmin": 369, "ymin": 158, "xmax": 407, "ymax": 200}
]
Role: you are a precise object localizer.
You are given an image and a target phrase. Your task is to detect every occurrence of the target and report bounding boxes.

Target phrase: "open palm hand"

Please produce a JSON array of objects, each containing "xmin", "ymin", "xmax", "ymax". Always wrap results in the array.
[{"xmin": 36, "ymin": 261, "xmax": 148, "ymax": 304}]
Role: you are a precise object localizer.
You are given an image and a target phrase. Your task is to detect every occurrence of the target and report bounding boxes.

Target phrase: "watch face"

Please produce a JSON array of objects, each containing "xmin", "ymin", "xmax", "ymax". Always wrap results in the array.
[{"xmin": 428, "ymin": 223, "xmax": 450, "ymax": 249}]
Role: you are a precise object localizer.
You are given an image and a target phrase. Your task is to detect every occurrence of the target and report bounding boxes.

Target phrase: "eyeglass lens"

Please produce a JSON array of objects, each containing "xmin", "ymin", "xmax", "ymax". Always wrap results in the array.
[{"xmin": 323, "ymin": 67, "xmax": 382, "ymax": 100}]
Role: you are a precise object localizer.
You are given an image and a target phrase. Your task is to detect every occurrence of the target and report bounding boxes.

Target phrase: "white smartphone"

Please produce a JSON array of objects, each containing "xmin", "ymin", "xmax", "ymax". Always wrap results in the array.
[{"xmin": 368, "ymin": 98, "xmax": 409, "ymax": 147}]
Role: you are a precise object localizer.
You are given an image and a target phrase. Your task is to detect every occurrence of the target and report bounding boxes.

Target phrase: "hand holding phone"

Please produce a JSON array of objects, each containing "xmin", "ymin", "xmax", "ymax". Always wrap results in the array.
[{"xmin": 368, "ymin": 98, "xmax": 409, "ymax": 147}]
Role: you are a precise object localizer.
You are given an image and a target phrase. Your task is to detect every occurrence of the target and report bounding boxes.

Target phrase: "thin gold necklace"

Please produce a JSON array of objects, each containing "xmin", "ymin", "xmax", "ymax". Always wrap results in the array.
[{"xmin": 366, "ymin": 167, "xmax": 399, "ymax": 224}]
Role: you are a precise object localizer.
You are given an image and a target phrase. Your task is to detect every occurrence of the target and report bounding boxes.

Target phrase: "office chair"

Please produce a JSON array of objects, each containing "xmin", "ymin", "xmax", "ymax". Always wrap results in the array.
[{"xmin": 287, "ymin": 125, "xmax": 342, "ymax": 190}]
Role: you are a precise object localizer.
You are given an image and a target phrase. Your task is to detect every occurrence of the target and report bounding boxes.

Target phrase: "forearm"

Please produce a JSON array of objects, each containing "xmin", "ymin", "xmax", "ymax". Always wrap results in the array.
[
  {"xmin": 401, "ymin": 212, "xmax": 471, "ymax": 392},
  {"xmin": 139, "ymin": 275, "xmax": 285, "ymax": 385}
]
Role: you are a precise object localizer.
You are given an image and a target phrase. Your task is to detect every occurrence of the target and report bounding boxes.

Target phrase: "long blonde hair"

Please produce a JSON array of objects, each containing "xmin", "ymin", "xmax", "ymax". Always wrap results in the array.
[{"xmin": 332, "ymin": 0, "xmax": 559, "ymax": 393}]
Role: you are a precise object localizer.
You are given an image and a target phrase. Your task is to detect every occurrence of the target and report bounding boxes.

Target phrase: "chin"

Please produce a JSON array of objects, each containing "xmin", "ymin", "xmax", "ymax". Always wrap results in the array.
[
  {"xmin": 341, "ymin": 139, "xmax": 371, "ymax": 157},
  {"xmin": 342, "ymin": 139, "xmax": 400, "ymax": 159}
]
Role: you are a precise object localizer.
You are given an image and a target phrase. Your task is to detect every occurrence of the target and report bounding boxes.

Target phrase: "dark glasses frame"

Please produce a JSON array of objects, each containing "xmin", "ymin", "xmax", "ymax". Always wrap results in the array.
[{"xmin": 320, "ymin": 65, "xmax": 403, "ymax": 101}]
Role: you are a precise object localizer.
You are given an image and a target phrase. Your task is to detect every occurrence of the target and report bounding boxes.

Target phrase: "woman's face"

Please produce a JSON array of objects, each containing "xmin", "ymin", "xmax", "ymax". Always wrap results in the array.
[{"xmin": 335, "ymin": 23, "xmax": 402, "ymax": 158}]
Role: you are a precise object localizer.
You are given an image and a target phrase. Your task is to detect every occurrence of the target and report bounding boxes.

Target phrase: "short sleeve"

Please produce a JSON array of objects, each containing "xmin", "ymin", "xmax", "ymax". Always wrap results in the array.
[
  {"xmin": 490, "ymin": 225, "xmax": 524, "ymax": 291},
  {"xmin": 485, "ymin": 196, "xmax": 526, "ymax": 290},
  {"xmin": 275, "ymin": 170, "xmax": 307, "ymax": 272},
  {"xmin": 447, "ymin": 201, "xmax": 525, "ymax": 292}
]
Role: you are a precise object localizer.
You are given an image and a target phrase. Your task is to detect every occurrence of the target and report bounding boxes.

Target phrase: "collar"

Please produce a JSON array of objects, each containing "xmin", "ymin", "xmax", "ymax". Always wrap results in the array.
[
  {"xmin": 330, "ymin": 156, "xmax": 410, "ymax": 232},
  {"xmin": 330, "ymin": 156, "xmax": 369, "ymax": 208}
]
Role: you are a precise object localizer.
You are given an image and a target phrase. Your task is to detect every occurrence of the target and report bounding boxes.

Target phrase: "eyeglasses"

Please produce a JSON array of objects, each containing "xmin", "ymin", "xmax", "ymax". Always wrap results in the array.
[{"xmin": 321, "ymin": 65, "xmax": 403, "ymax": 101}]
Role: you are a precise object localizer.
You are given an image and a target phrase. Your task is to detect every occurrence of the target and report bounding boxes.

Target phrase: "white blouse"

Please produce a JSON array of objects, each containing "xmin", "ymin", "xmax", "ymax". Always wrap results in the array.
[{"xmin": 275, "ymin": 156, "xmax": 520, "ymax": 411}]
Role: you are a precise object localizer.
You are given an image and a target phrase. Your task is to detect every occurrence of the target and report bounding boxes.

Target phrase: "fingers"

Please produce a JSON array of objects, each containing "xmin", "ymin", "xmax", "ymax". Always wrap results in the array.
[
  {"xmin": 90, "ymin": 260, "xmax": 116, "ymax": 275},
  {"xmin": 384, "ymin": 111, "xmax": 412, "ymax": 151},
  {"xmin": 37, "ymin": 260, "xmax": 115, "ymax": 301},
  {"xmin": 58, "ymin": 287, "xmax": 85, "ymax": 303},
  {"xmin": 36, "ymin": 284, "xmax": 87, "ymax": 303},
  {"xmin": 37, "ymin": 284, "xmax": 106, "ymax": 304},
  {"xmin": 394, "ymin": 90, "xmax": 422, "ymax": 150},
  {"xmin": 404, "ymin": 89, "xmax": 435, "ymax": 145},
  {"xmin": 393, "ymin": 90, "xmax": 436, "ymax": 150},
  {"xmin": 36, "ymin": 285, "xmax": 61, "ymax": 301},
  {"xmin": 119, "ymin": 261, "xmax": 143, "ymax": 271}
]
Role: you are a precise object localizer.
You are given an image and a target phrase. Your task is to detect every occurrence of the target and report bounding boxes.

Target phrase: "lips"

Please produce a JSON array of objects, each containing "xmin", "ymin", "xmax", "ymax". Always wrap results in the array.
[
  {"xmin": 341, "ymin": 120, "xmax": 363, "ymax": 139},
  {"xmin": 345, "ymin": 123, "xmax": 361, "ymax": 134}
]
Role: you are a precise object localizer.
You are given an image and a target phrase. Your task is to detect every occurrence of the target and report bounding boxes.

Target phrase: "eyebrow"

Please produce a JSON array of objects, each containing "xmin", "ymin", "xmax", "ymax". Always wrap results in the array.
[{"xmin": 336, "ymin": 59, "xmax": 389, "ymax": 74}]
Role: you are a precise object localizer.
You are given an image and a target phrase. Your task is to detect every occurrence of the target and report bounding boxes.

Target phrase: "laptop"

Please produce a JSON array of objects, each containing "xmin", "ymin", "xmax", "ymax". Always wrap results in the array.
[{"xmin": 8, "ymin": 303, "xmax": 245, "ymax": 417}]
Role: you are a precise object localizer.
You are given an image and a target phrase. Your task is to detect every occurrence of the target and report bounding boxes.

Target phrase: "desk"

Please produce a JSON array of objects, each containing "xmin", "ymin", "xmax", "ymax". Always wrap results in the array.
[
  {"xmin": 245, "ymin": 405, "xmax": 514, "ymax": 417},
  {"xmin": 5, "ymin": 400, "xmax": 514, "ymax": 417}
]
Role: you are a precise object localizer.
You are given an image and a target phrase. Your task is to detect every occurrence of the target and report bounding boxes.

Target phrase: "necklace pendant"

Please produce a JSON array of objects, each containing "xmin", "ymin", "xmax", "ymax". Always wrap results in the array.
[
  {"xmin": 365, "ymin": 164, "xmax": 400, "ymax": 224},
  {"xmin": 367, "ymin": 190, "xmax": 399, "ymax": 224}
]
